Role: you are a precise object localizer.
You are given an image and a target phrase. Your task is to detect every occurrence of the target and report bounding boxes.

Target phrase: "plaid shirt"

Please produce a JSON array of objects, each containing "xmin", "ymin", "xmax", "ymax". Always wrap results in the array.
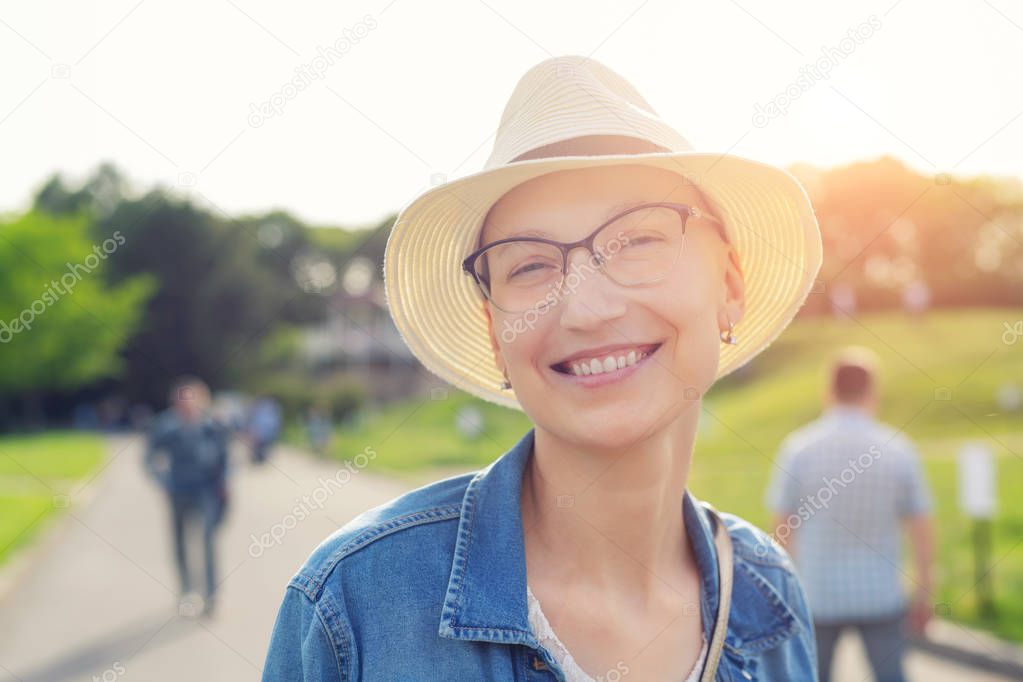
[{"xmin": 765, "ymin": 405, "xmax": 934, "ymax": 622}]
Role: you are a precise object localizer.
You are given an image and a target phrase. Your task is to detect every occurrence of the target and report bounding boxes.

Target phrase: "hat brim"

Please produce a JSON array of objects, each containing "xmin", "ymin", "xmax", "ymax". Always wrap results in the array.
[{"xmin": 383, "ymin": 151, "xmax": 822, "ymax": 411}]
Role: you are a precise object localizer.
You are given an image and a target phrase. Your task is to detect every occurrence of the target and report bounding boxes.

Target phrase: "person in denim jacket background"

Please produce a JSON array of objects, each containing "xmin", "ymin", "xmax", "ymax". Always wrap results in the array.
[
  {"xmin": 265, "ymin": 54, "xmax": 823, "ymax": 680},
  {"xmin": 145, "ymin": 375, "xmax": 231, "ymax": 618}
]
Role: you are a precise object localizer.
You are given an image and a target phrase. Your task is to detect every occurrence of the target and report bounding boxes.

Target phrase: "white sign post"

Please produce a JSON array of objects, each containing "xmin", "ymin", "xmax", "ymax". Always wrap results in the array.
[{"xmin": 958, "ymin": 442, "xmax": 997, "ymax": 616}]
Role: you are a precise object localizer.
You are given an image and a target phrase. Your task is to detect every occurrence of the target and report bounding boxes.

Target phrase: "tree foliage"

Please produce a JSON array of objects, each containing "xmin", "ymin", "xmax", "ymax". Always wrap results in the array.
[
  {"xmin": 33, "ymin": 165, "xmax": 336, "ymax": 406},
  {"xmin": 0, "ymin": 211, "xmax": 152, "ymax": 395},
  {"xmin": 793, "ymin": 156, "xmax": 1023, "ymax": 312}
]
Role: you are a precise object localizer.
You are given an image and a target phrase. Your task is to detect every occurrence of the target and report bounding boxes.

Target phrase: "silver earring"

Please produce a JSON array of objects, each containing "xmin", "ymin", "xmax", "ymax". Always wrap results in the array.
[
  {"xmin": 720, "ymin": 319, "xmax": 737, "ymax": 345},
  {"xmin": 499, "ymin": 371, "xmax": 512, "ymax": 390}
]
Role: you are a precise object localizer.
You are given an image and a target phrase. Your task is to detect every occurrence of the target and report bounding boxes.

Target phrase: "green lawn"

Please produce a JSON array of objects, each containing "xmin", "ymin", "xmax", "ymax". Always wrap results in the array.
[
  {"xmin": 0, "ymin": 431, "xmax": 107, "ymax": 566},
  {"xmin": 922, "ymin": 438, "xmax": 1023, "ymax": 641},
  {"xmin": 299, "ymin": 307, "xmax": 1023, "ymax": 641}
]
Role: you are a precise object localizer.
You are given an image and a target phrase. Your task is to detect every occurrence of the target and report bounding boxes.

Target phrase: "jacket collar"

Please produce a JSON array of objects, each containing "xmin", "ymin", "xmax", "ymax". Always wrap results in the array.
[{"xmin": 437, "ymin": 427, "xmax": 798, "ymax": 655}]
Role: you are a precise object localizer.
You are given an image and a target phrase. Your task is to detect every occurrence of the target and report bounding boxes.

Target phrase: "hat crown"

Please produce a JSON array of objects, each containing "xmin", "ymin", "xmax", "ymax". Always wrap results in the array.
[{"xmin": 484, "ymin": 55, "xmax": 695, "ymax": 170}]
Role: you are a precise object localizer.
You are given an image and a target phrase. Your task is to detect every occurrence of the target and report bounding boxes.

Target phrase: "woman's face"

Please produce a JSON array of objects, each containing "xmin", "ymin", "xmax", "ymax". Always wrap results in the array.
[{"xmin": 480, "ymin": 164, "xmax": 745, "ymax": 450}]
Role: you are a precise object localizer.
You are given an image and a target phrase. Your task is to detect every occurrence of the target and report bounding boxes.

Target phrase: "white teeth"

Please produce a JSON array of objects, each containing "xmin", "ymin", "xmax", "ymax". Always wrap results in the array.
[{"xmin": 565, "ymin": 347, "xmax": 654, "ymax": 376}]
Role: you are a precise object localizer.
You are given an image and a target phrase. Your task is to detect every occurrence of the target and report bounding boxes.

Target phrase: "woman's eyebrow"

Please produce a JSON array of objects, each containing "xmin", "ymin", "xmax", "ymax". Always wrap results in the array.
[
  {"xmin": 604, "ymin": 200, "xmax": 641, "ymax": 218},
  {"xmin": 497, "ymin": 227, "xmax": 552, "ymax": 239},
  {"xmin": 496, "ymin": 202, "xmax": 645, "ymax": 240}
]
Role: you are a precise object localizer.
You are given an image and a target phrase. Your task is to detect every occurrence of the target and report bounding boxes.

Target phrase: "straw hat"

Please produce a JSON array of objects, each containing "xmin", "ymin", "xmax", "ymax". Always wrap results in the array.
[{"xmin": 383, "ymin": 55, "xmax": 822, "ymax": 411}]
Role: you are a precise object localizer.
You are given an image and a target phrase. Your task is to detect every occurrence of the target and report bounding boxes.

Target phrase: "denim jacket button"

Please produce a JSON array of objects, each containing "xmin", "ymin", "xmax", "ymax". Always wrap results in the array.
[
  {"xmin": 740, "ymin": 669, "xmax": 753, "ymax": 680},
  {"xmin": 531, "ymin": 654, "xmax": 548, "ymax": 671}
]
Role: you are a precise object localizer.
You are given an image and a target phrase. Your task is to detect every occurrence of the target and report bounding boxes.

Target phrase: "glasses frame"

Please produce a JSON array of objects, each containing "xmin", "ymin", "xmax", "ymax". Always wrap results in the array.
[{"xmin": 461, "ymin": 201, "xmax": 728, "ymax": 313}]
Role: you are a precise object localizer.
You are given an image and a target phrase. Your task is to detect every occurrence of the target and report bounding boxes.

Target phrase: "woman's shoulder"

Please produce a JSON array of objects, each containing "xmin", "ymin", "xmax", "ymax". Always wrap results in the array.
[
  {"xmin": 707, "ymin": 507, "xmax": 817, "ymax": 676},
  {"xmin": 715, "ymin": 508, "xmax": 808, "ymax": 615},
  {"xmin": 715, "ymin": 508, "xmax": 795, "ymax": 572},
  {"xmin": 287, "ymin": 469, "xmax": 478, "ymax": 599},
  {"xmin": 264, "ymin": 469, "xmax": 485, "ymax": 680}
]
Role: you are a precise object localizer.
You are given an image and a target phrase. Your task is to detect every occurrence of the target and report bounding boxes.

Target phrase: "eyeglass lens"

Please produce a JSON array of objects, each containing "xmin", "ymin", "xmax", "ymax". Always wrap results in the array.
[{"xmin": 473, "ymin": 205, "xmax": 686, "ymax": 313}]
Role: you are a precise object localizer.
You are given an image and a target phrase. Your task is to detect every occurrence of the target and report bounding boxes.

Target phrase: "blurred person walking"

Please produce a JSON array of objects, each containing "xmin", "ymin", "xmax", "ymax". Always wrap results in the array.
[
  {"xmin": 304, "ymin": 402, "xmax": 332, "ymax": 457},
  {"xmin": 246, "ymin": 396, "xmax": 282, "ymax": 465},
  {"xmin": 765, "ymin": 347, "xmax": 936, "ymax": 682},
  {"xmin": 144, "ymin": 376, "xmax": 231, "ymax": 618}
]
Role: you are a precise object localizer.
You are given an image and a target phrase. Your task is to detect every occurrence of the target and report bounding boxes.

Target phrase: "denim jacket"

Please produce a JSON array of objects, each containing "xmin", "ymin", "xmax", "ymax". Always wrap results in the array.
[{"xmin": 263, "ymin": 428, "xmax": 818, "ymax": 681}]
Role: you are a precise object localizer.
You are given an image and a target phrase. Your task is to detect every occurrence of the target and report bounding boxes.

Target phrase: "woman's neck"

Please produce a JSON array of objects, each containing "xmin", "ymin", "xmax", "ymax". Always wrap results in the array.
[{"xmin": 521, "ymin": 407, "xmax": 700, "ymax": 603}]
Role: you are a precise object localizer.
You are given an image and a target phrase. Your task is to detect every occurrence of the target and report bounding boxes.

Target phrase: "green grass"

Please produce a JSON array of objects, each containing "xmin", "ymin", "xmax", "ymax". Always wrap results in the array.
[
  {"xmin": 287, "ymin": 391, "xmax": 532, "ymax": 476},
  {"xmin": 0, "ymin": 493, "xmax": 58, "ymax": 566},
  {"xmin": 0, "ymin": 431, "xmax": 108, "ymax": 479},
  {"xmin": 921, "ymin": 434, "xmax": 1023, "ymax": 642},
  {"xmin": 704, "ymin": 307, "xmax": 1021, "ymax": 446},
  {"xmin": 297, "ymin": 307, "xmax": 1023, "ymax": 641},
  {"xmin": 0, "ymin": 431, "xmax": 107, "ymax": 566}
]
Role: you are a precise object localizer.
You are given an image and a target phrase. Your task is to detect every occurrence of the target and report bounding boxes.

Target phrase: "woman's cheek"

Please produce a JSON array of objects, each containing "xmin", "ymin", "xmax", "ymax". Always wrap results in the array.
[{"xmin": 497, "ymin": 321, "xmax": 543, "ymax": 381}]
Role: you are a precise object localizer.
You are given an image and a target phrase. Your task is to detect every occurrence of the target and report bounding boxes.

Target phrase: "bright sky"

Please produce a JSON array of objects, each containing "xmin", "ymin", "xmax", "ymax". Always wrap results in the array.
[{"xmin": 2, "ymin": 0, "xmax": 1021, "ymax": 228}]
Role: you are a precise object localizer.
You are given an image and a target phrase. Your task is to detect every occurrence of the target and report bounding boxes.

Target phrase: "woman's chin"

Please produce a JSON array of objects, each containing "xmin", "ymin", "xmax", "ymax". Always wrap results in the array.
[{"xmin": 535, "ymin": 407, "xmax": 658, "ymax": 451}]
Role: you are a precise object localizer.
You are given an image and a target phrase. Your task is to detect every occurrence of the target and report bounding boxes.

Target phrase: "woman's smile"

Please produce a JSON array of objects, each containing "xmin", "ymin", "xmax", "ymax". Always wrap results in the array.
[{"xmin": 547, "ymin": 340, "xmax": 664, "ymax": 387}]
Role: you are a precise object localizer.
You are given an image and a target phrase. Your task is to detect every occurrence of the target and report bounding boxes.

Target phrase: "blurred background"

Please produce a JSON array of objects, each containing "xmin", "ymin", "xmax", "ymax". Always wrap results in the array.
[{"xmin": 0, "ymin": 1, "xmax": 1021, "ymax": 680}]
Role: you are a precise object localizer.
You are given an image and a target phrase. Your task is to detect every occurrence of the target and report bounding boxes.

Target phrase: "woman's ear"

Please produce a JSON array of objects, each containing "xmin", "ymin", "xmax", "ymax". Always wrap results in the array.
[
  {"xmin": 482, "ymin": 302, "xmax": 506, "ymax": 376},
  {"xmin": 719, "ymin": 243, "xmax": 746, "ymax": 328}
]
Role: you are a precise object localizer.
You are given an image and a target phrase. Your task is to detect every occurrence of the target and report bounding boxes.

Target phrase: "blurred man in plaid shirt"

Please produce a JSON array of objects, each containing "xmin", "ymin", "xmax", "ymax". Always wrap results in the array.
[{"xmin": 766, "ymin": 347, "xmax": 936, "ymax": 682}]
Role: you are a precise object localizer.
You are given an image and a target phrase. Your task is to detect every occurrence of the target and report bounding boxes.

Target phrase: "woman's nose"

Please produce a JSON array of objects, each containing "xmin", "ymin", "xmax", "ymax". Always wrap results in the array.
[{"xmin": 556, "ymin": 247, "xmax": 627, "ymax": 330}]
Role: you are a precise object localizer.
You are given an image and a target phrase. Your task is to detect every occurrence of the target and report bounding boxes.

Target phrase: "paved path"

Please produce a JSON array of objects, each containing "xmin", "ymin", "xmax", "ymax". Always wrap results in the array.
[
  {"xmin": 0, "ymin": 435, "xmax": 1017, "ymax": 681},
  {"xmin": 831, "ymin": 628, "xmax": 1020, "ymax": 681},
  {"xmin": 0, "ymin": 436, "xmax": 413, "ymax": 681}
]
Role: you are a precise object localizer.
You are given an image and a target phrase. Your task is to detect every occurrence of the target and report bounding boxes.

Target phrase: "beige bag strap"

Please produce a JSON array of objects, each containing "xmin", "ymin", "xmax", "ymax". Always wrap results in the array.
[{"xmin": 699, "ymin": 501, "xmax": 733, "ymax": 682}]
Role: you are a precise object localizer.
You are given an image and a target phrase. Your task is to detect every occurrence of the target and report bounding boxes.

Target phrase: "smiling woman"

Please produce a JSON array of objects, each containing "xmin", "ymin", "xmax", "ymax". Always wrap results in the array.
[{"xmin": 264, "ymin": 55, "xmax": 823, "ymax": 682}]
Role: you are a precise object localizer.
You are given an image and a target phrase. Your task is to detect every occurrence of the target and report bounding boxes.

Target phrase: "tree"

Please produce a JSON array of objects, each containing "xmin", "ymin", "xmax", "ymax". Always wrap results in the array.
[
  {"xmin": 31, "ymin": 164, "xmax": 349, "ymax": 407},
  {"xmin": 791, "ymin": 157, "xmax": 1023, "ymax": 312},
  {"xmin": 0, "ymin": 211, "xmax": 153, "ymax": 398},
  {"xmin": 83, "ymin": 190, "xmax": 332, "ymax": 405}
]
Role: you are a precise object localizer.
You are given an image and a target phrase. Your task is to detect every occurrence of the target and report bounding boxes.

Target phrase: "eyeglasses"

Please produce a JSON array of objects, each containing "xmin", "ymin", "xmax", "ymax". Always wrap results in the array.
[{"xmin": 462, "ymin": 202, "xmax": 728, "ymax": 314}]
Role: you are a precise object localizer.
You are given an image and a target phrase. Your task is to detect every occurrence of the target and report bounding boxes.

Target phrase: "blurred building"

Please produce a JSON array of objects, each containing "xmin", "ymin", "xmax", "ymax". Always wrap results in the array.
[{"xmin": 301, "ymin": 256, "xmax": 431, "ymax": 404}]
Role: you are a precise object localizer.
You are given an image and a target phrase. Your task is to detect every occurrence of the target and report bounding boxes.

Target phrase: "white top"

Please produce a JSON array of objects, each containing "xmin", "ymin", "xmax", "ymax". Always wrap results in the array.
[{"xmin": 526, "ymin": 584, "xmax": 708, "ymax": 682}]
